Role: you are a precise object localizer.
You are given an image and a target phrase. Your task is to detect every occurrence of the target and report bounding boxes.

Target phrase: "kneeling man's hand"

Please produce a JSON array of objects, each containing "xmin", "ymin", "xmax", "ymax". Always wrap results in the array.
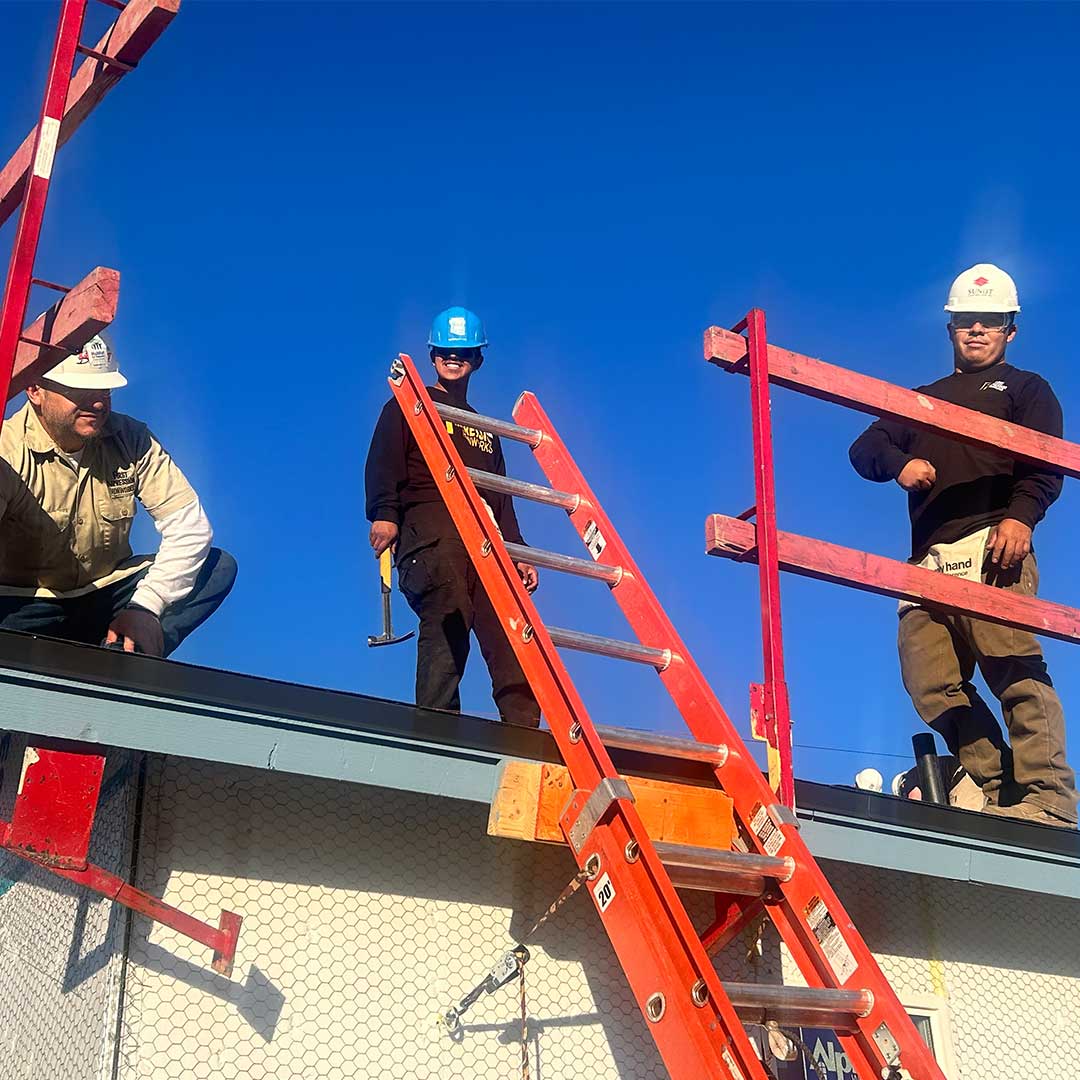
[{"xmin": 107, "ymin": 606, "xmax": 165, "ymax": 657}]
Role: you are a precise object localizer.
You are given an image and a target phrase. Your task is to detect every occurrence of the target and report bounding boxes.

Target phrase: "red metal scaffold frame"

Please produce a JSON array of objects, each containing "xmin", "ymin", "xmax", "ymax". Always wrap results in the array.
[
  {"xmin": 0, "ymin": 1, "xmax": 240, "ymax": 976},
  {"xmin": 705, "ymin": 313, "xmax": 1080, "ymax": 805}
]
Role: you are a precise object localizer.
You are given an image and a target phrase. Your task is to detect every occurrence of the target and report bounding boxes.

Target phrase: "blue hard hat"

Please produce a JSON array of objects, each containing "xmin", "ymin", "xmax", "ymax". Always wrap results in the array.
[{"xmin": 428, "ymin": 306, "xmax": 488, "ymax": 349}]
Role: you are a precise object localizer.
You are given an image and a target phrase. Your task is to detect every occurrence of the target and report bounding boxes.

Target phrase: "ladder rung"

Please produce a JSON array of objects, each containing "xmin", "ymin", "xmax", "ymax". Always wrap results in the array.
[
  {"xmin": 594, "ymin": 724, "xmax": 729, "ymax": 765},
  {"xmin": 435, "ymin": 403, "xmax": 542, "ymax": 448},
  {"xmin": 655, "ymin": 842, "xmax": 794, "ymax": 896},
  {"xmin": 547, "ymin": 626, "xmax": 672, "ymax": 670},
  {"xmin": 723, "ymin": 982, "xmax": 874, "ymax": 1028},
  {"xmin": 505, "ymin": 541, "xmax": 620, "ymax": 585},
  {"xmin": 469, "ymin": 468, "xmax": 579, "ymax": 511}
]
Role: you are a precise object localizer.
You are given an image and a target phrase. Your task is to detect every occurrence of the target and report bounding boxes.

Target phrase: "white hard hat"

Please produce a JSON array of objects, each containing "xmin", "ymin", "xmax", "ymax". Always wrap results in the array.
[
  {"xmin": 944, "ymin": 263, "xmax": 1021, "ymax": 314},
  {"xmin": 854, "ymin": 768, "xmax": 883, "ymax": 792},
  {"xmin": 43, "ymin": 334, "xmax": 127, "ymax": 389}
]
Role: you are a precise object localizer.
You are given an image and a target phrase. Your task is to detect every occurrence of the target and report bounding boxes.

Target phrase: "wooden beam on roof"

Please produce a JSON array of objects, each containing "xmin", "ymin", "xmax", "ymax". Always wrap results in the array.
[
  {"xmin": 706, "ymin": 513, "xmax": 1080, "ymax": 644},
  {"xmin": 0, "ymin": 0, "xmax": 181, "ymax": 227},
  {"xmin": 488, "ymin": 760, "xmax": 736, "ymax": 849},
  {"xmin": 704, "ymin": 325, "xmax": 1080, "ymax": 479},
  {"xmin": 10, "ymin": 266, "xmax": 120, "ymax": 399}
]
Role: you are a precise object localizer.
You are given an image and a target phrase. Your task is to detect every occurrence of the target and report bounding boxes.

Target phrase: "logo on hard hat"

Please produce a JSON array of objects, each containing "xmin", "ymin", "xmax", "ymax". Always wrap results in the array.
[
  {"xmin": 973, "ymin": 276, "xmax": 989, "ymax": 286},
  {"xmin": 448, "ymin": 316, "xmax": 467, "ymax": 339},
  {"xmin": 76, "ymin": 338, "xmax": 110, "ymax": 369}
]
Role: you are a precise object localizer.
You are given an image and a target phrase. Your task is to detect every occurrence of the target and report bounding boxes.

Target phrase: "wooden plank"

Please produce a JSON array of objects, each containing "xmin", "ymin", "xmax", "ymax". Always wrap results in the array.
[
  {"xmin": 10, "ymin": 266, "xmax": 120, "ymax": 400},
  {"xmin": 704, "ymin": 324, "xmax": 1080, "ymax": 479},
  {"xmin": 0, "ymin": 0, "xmax": 181, "ymax": 227},
  {"xmin": 705, "ymin": 513, "xmax": 1080, "ymax": 644},
  {"xmin": 488, "ymin": 760, "xmax": 737, "ymax": 849}
]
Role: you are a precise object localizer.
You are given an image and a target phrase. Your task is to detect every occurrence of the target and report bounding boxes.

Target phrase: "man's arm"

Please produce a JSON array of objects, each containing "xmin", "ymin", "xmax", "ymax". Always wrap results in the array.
[
  {"xmin": 849, "ymin": 418, "xmax": 917, "ymax": 483},
  {"xmin": 987, "ymin": 376, "xmax": 1066, "ymax": 570},
  {"xmin": 110, "ymin": 425, "xmax": 208, "ymax": 654},
  {"xmin": 365, "ymin": 400, "xmax": 408, "ymax": 555},
  {"xmin": 1007, "ymin": 375, "xmax": 1064, "ymax": 529}
]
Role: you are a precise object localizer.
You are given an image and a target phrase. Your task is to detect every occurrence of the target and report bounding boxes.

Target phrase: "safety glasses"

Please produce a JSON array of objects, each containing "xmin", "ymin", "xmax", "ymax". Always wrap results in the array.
[
  {"xmin": 949, "ymin": 312, "xmax": 1014, "ymax": 332},
  {"xmin": 433, "ymin": 348, "xmax": 482, "ymax": 363}
]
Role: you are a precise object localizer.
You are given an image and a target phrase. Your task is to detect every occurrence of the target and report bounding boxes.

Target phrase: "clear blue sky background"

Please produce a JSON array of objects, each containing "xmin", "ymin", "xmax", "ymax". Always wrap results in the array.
[{"xmin": 4, "ymin": 0, "xmax": 1080, "ymax": 789}]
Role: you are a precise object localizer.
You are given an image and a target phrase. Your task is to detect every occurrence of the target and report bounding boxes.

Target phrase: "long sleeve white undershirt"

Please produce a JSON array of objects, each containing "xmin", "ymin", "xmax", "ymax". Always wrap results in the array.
[{"xmin": 129, "ymin": 498, "xmax": 213, "ymax": 617}]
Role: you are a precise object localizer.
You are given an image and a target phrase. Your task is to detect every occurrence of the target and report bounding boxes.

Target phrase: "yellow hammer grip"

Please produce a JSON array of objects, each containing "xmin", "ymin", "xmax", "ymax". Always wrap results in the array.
[{"xmin": 379, "ymin": 548, "xmax": 393, "ymax": 590}]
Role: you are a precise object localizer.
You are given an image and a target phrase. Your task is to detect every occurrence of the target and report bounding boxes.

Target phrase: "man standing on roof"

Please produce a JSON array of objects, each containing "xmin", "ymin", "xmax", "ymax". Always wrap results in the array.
[
  {"xmin": 849, "ymin": 264, "xmax": 1077, "ymax": 828},
  {"xmin": 365, "ymin": 307, "xmax": 541, "ymax": 727},
  {"xmin": 0, "ymin": 336, "xmax": 236, "ymax": 657}
]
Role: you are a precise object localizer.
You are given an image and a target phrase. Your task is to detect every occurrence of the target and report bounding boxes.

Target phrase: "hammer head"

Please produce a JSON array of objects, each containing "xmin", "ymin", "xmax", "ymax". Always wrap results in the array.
[{"xmin": 367, "ymin": 629, "xmax": 415, "ymax": 649}]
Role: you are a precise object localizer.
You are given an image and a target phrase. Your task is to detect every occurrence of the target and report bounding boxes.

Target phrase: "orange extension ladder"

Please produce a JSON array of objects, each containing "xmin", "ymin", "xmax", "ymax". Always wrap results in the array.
[
  {"xmin": 388, "ymin": 352, "xmax": 945, "ymax": 1079},
  {"xmin": 0, "ymin": 0, "xmax": 241, "ymax": 975}
]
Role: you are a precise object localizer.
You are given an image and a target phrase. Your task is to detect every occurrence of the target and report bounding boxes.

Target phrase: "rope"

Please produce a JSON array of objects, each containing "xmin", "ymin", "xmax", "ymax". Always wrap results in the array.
[
  {"xmin": 515, "ymin": 867, "xmax": 589, "ymax": 1080},
  {"xmin": 520, "ymin": 867, "xmax": 591, "ymax": 941},
  {"xmin": 518, "ymin": 960, "xmax": 530, "ymax": 1080},
  {"xmin": 437, "ymin": 865, "xmax": 592, "ymax": 1074}
]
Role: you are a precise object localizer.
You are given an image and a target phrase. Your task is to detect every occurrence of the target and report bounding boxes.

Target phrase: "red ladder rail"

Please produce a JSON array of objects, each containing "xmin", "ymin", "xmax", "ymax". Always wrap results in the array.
[
  {"xmin": 512, "ymin": 390, "xmax": 942, "ymax": 1079},
  {"xmin": 0, "ymin": 0, "xmax": 89, "ymax": 408},
  {"xmin": 391, "ymin": 353, "xmax": 942, "ymax": 1078},
  {"xmin": 390, "ymin": 354, "xmax": 767, "ymax": 1079}
]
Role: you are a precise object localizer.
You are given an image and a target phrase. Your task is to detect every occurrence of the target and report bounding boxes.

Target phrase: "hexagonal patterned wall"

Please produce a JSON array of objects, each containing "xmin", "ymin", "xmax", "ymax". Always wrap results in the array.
[
  {"xmin": 3, "ymin": 744, "xmax": 1078, "ymax": 1079},
  {"xmin": 0, "ymin": 735, "xmax": 138, "ymax": 1080}
]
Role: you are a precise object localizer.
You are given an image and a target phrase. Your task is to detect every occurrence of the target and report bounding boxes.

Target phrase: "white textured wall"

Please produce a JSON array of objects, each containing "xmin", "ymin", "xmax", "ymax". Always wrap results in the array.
[
  {"xmin": 15, "ymin": 750, "xmax": 1068, "ymax": 1080},
  {"xmin": 0, "ymin": 737, "xmax": 138, "ymax": 1080}
]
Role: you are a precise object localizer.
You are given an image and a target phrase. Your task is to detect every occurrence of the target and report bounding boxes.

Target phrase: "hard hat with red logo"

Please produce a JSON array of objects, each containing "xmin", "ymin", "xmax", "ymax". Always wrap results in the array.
[
  {"xmin": 944, "ymin": 263, "xmax": 1021, "ymax": 314},
  {"xmin": 43, "ymin": 334, "xmax": 127, "ymax": 389}
]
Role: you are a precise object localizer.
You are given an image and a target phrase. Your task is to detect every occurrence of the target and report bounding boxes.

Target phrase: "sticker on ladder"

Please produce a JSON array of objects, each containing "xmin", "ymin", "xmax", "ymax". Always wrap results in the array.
[
  {"xmin": 592, "ymin": 872, "xmax": 615, "ymax": 913},
  {"xmin": 749, "ymin": 801, "xmax": 786, "ymax": 856},
  {"xmin": 805, "ymin": 895, "xmax": 858, "ymax": 985},
  {"xmin": 721, "ymin": 1046, "xmax": 745, "ymax": 1080},
  {"xmin": 583, "ymin": 521, "xmax": 607, "ymax": 560},
  {"xmin": 33, "ymin": 116, "xmax": 61, "ymax": 180}
]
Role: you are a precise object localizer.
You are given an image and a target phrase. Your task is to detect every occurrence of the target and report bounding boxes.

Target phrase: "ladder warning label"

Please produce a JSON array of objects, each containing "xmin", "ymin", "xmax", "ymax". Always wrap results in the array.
[
  {"xmin": 593, "ymin": 872, "xmax": 616, "ymax": 913},
  {"xmin": 583, "ymin": 521, "xmax": 607, "ymax": 560},
  {"xmin": 749, "ymin": 801, "xmax": 785, "ymax": 856},
  {"xmin": 721, "ymin": 1046, "xmax": 745, "ymax": 1080},
  {"xmin": 33, "ymin": 116, "xmax": 61, "ymax": 181},
  {"xmin": 805, "ymin": 895, "xmax": 858, "ymax": 985}
]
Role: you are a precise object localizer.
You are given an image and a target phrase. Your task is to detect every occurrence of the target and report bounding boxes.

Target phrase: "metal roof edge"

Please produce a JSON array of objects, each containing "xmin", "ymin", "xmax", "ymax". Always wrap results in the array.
[{"xmin": 1, "ymin": 630, "xmax": 1077, "ymax": 900}]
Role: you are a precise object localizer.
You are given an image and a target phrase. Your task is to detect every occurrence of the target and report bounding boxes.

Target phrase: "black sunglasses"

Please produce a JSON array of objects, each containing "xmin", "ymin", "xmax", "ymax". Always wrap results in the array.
[{"xmin": 949, "ymin": 312, "xmax": 1014, "ymax": 331}]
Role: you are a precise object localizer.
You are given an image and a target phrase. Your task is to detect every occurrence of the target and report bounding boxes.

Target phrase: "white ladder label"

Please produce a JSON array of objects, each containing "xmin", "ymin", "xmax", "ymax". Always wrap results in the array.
[
  {"xmin": 583, "ymin": 520, "xmax": 607, "ymax": 560},
  {"xmin": 593, "ymin": 872, "xmax": 615, "ymax": 912}
]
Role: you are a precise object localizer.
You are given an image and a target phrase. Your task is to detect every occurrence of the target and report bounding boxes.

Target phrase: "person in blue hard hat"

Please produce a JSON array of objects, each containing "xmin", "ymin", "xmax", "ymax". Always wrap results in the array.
[{"xmin": 365, "ymin": 307, "xmax": 541, "ymax": 727}]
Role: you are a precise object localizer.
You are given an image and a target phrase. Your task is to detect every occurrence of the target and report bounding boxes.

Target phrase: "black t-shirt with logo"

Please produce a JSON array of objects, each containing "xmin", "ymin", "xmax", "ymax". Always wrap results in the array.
[
  {"xmin": 365, "ymin": 386, "xmax": 525, "ymax": 559},
  {"xmin": 849, "ymin": 362, "xmax": 1064, "ymax": 561}
]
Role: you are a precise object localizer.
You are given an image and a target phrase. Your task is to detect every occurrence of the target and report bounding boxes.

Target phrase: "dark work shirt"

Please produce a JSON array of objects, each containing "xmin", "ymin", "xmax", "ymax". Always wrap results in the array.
[
  {"xmin": 849, "ymin": 362, "xmax": 1064, "ymax": 561},
  {"xmin": 365, "ymin": 386, "xmax": 525, "ymax": 558}
]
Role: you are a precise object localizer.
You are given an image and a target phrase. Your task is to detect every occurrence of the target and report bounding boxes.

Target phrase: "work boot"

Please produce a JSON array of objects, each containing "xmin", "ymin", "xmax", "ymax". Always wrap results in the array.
[{"xmin": 983, "ymin": 802, "xmax": 1077, "ymax": 829}]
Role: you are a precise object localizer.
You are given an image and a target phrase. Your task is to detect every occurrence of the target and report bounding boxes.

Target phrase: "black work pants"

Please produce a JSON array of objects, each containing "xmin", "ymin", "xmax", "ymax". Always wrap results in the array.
[{"xmin": 397, "ymin": 536, "xmax": 540, "ymax": 727}]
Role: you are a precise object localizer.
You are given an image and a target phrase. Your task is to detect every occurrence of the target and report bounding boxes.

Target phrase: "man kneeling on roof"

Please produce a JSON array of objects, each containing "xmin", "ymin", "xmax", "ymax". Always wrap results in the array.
[{"xmin": 0, "ymin": 335, "xmax": 236, "ymax": 657}]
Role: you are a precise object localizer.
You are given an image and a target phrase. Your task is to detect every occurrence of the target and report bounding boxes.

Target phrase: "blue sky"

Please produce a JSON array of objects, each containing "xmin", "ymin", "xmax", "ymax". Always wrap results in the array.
[{"xmin": 4, "ymin": 1, "xmax": 1080, "ymax": 789}]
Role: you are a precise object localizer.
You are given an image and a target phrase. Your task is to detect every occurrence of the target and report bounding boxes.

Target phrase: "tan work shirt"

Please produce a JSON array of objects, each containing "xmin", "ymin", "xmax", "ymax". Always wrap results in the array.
[{"xmin": 0, "ymin": 403, "xmax": 196, "ymax": 597}]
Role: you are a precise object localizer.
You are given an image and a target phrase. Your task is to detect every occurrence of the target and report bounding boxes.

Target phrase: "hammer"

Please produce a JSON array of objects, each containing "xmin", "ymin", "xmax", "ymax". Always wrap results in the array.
[{"xmin": 368, "ymin": 549, "xmax": 415, "ymax": 648}]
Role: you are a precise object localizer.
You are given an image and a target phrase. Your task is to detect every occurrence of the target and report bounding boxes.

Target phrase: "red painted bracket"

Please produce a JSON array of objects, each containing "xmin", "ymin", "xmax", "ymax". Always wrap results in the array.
[
  {"xmin": 2, "ymin": 744, "xmax": 104, "ymax": 868},
  {"xmin": 0, "ymin": 744, "xmax": 242, "ymax": 976}
]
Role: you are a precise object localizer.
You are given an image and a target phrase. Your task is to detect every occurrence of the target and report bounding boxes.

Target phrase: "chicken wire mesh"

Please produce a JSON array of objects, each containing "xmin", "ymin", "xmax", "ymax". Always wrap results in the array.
[{"xmin": 1, "ymin": 743, "xmax": 1077, "ymax": 1079}]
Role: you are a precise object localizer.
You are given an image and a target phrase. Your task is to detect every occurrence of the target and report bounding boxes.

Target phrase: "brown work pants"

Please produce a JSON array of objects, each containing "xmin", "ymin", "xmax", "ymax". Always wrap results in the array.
[{"xmin": 898, "ymin": 553, "xmax": 1078, "ymax": 823}]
